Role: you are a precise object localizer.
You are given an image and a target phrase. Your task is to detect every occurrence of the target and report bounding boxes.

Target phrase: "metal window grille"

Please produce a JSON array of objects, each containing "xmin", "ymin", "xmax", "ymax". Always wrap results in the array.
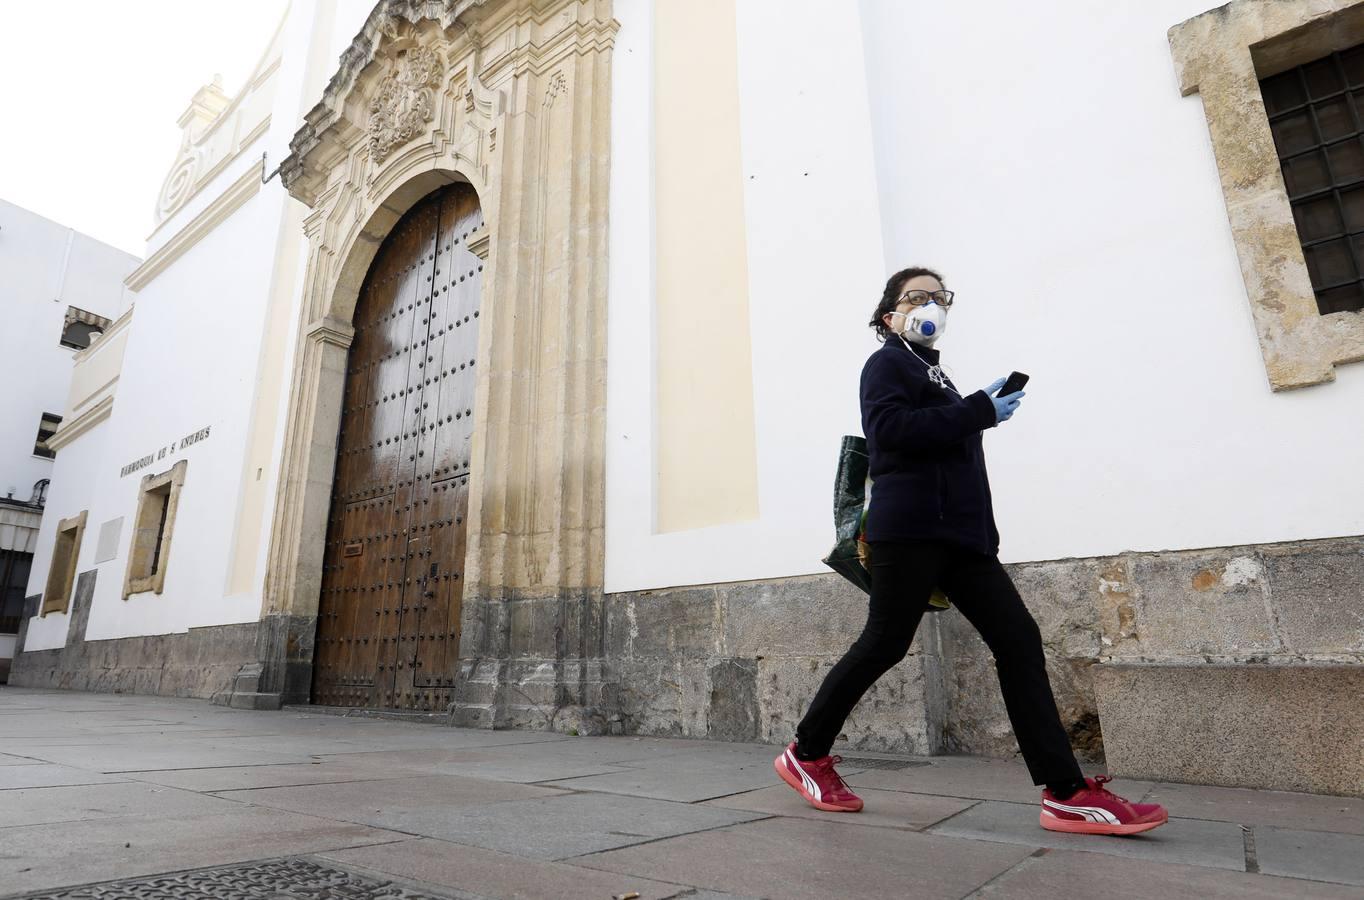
[{"xmin": 1261, "ymin": 46, "xmax": 1364, "ymax": 315}]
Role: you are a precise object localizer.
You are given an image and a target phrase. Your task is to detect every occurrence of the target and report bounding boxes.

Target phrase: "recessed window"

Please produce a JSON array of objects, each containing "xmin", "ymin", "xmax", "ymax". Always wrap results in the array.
[
  {"xmin": 0, "ymin": 549, "xmax": 34, "ymax": 633},
  {"xmin": 1261, "ymin": 46, "xmax": 1364, "ymax": 315},
  {"xmin": 59, "ymin": 306, "xmax": 112, "ymax": 350},
  {"xmin": 41, "ymin": 511, "xmax": 87, "ymax": 616},
  {"xmin": 124, "ymin": 460, "xmax": 187, "ymax": 598},
  {"xmin": 33, "ymin": 413, "xmax": 62, "ymax": 459}
]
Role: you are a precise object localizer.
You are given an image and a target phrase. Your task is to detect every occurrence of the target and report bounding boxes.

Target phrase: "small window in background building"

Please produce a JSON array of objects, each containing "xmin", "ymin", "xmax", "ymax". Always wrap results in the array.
[
  {"xmin": 1261, "ymin": 46, "xmax": 1364, "ymax": 315},
  {"xmin": 58, "ymin": 306, "xmax": 112, "ymax": 350},
  {"xmin": 33, "ymin": 413, "xmax": 61, "ymax": 459}
]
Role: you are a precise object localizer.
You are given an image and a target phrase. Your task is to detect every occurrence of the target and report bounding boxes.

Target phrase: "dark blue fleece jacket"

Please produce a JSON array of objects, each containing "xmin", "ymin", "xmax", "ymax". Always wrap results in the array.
[{"xmin": 860, "ymin": 337, "xmax": 1001, "ymax": 555}]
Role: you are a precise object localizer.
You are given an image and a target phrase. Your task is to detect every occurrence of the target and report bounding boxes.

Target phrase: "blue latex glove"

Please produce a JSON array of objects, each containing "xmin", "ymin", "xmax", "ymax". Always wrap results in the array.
[{"xmin": 985, "ymin": 377, "xmax": 1025, "ymax": 423}]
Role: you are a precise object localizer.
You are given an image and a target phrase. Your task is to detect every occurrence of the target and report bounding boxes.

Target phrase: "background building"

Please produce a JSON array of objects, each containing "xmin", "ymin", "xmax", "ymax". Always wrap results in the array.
[
  {"xmin": 0, "ymin": 200, "xmax": 137, "ymax": 681},
  {"xmin": 10, "ymin": 0, "xmax": 1362, "ymax": 797}
]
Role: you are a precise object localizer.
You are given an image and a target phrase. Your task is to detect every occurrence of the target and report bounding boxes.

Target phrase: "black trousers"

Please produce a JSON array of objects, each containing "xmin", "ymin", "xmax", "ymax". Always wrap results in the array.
[{"xmin": 795, "ymin": 540, "xmax": 1083, "ymax": 786}]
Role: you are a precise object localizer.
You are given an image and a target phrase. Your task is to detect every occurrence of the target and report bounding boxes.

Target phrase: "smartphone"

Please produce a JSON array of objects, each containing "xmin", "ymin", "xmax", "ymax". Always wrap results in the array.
[{"xmin": 997, "ymin": 371, "xmax": 1030, "ymax": 397}]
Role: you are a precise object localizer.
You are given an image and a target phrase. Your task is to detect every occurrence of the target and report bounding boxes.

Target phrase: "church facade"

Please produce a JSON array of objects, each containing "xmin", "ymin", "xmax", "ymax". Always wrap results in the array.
[{"xmin": 12, "ymin": 0, "xmax": 1364, "ymax": 797}]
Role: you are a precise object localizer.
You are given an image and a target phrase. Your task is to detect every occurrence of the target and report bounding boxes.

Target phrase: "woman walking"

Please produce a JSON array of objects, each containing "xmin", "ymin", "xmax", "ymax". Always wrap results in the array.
[{"xmin": 774, "ymin": 266, "xmax": 1167, "ymax": 835}]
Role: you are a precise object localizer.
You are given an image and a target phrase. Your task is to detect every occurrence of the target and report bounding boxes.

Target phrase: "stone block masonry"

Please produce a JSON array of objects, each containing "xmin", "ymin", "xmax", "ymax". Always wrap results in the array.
[
  {"xmin": 603, "ymin": 534, "xmax": 1362, "ymax": 796},
  {"xmin": 11, "ymin": 533, "xmax": 1360, "ymax": 796}
]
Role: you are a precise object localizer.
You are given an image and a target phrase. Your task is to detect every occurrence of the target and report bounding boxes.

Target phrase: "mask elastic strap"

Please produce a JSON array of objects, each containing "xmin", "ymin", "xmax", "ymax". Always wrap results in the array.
[{"xmin": 898, "ymin": 334, "xmax": 959, "ymax": 396}]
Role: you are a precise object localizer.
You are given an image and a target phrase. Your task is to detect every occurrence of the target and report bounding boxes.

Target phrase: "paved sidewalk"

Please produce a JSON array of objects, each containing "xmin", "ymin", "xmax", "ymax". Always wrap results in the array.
[{"xmin": 1, "ymin": 687, "xmax": 1360, "ymax": 899}]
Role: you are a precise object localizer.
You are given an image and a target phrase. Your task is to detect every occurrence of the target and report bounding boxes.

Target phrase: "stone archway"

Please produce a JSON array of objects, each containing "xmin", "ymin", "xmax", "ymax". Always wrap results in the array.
[{"xmin": 249, "ymin": 0, "xmax": 617, "ymax": 723}]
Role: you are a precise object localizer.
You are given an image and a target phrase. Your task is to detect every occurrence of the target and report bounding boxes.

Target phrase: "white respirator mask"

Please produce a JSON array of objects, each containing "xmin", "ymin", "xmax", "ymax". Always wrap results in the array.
[{"xmin": 892, "ymin": 304, "xmax": 948, "ymax": 347}]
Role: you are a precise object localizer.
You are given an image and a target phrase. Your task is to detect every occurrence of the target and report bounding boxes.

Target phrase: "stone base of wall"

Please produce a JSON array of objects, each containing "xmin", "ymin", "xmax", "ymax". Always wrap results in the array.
[
  {"xmin": 594, "ymin": 577, "xmax": 947, "ymax": 755},
  {"xmin": 588, "ymin": 534, "xmax": 1364, "ymax": 785},
  {"xmin": 9, "ymin": 568, "xmax": 260, "ymax": 701},
  {"xmin": 1093, "ymin": 662, "xmax": 1364, "ymax": 797},
  {"xmin": 451, "ymin": 591, "xmax": 616, "ymax": 735},
  {"xmin": 14, "ymin": 535, "xmax": 1361, "ymax": 797}
]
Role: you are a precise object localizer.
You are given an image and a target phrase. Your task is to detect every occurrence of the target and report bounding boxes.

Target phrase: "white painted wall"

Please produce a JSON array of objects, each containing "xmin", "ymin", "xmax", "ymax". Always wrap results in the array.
[
  {"xmin": 605, "ymin": 0, "xmax": 1364, "ymax": 593},
  {"xmin": 18, "ymin": 1, "xmax": 331, "ymax": 645},
  {"xmin": 78, "ymin": 193, "xmax": 289, "ymax": 641},
  {"xmin": 606, "ymin": 0, "xmax": 890, "ymax": 592},
  {"xmin": 21, "ymin": 417, "xmax": 110, "ymax": 652},
  {"xmin": 21, "ymin": 0, "xmax": 1362, "ymax": 639},
  {"xmin": 859, "ymin": 0, "xmax": 1364, "ymax": 563},
  {"xmin": 0, "ymin": 200, "xmax": 136, "ymax": 505}
]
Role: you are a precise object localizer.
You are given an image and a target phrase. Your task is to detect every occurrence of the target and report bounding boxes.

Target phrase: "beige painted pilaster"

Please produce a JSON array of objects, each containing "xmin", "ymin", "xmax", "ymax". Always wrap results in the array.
[{"xmin": 653, "ymin": 0, "xmax": 760, "ymax": 533}]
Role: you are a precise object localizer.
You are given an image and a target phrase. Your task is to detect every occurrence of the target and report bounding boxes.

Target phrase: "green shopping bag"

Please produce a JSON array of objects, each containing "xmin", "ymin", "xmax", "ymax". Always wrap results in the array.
[{"xmin": 821, "ymin": 435, "xmax": 951, "ymax": 611}]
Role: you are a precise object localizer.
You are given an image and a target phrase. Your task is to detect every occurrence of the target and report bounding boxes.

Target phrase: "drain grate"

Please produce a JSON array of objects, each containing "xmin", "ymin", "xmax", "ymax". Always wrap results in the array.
[
  {"xmin": 17, "ymin": 858, "xmax": 460, "ymax": 900},
  {"xmin": 839, "ymin": 756, "xmax": 931, "ymax": 771}
]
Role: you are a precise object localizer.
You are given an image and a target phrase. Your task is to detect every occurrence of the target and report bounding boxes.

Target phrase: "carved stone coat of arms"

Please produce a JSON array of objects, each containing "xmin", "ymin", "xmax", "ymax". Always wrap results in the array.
[{"xmin": 368, "ymin": 47, "xmax": 443, "ymax": 164}]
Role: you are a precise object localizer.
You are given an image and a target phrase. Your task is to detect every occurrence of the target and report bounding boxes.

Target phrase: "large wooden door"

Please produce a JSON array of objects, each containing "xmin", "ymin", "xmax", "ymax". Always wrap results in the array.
[{"xmin": 312, "ymin": 183, "xmax": 483, "ymax": 710}]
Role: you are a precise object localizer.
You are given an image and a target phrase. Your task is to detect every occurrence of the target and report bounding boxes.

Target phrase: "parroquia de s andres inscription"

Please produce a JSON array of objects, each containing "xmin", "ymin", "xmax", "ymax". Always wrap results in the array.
[{"xmin": 119, "ymin": 425, "xmax": 213, "ymax": 478}]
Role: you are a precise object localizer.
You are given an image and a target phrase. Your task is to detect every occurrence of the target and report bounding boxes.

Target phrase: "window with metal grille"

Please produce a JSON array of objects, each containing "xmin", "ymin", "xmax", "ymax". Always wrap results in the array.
[
  {"xmin": 1261, "ymin": 46, "xmax": 1364, "ymax": 315},
  {"xmin": 33, "ymin": 413, "xmax": 61, "ymax": 459}
]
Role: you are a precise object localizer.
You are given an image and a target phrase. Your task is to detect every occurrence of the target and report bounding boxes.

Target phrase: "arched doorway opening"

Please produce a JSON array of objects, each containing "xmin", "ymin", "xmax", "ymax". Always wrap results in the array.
[{"xmin": 312, "ymin": 182, "xmax": 484, "ymax": 710}]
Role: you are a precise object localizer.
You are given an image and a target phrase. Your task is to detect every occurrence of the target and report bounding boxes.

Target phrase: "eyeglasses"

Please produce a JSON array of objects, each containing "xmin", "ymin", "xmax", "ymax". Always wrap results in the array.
[{"xmin": 898, "ymin": 290, "xmax": 954, "ymax": 308}]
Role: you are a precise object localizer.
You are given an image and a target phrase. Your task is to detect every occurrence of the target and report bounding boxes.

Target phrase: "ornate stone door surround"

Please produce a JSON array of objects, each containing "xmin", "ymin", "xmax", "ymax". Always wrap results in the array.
[
  {"xmin": 1170, "ymin": 0, "xmax": 1364, "ymax": 390},
  {"xmin": 251, "ymin": 0, "xmax": 616, "ymax": 707}
]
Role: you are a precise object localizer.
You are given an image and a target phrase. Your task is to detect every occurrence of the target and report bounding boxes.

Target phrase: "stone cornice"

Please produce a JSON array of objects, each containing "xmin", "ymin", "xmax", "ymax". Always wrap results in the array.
[
  {"xmin": 71, "ymin": 306, "xmax": 133, "ymax": 364},
  {"xmin": 127, "ymin": 160, "xmax": 264, "ymax": 292},
  {"xmin": 46, "ymin": 396, "xmax": 115, "ymax": 453}
]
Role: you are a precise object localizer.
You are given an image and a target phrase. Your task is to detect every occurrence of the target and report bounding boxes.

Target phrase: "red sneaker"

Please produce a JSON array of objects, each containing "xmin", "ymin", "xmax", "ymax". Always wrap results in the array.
[
  {"xmin": 774, "ymin": 742, "xmax": 863, "ymax": 812},
  {"xmin": 1040, "ymin": 775, "xmax": 1168, "ymax": 835}
]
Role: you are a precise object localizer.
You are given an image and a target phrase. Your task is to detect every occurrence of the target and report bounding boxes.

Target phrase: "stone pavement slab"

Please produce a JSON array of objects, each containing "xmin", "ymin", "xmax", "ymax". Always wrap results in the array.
[
  {"xmin": 574, "ymin": 815, "xmax": 1037, "ymax": 899},
  {"xmin": 381, "ymin": 790, "xmax": 766, "ymax": 860},
  {"xmin": 205, "ymin": 726, "xmax": 568, "ymax": 756},
  {"xmin": 847, "ymin": 753, "xmax": 1155, "ymax": 804},
  {"xmin": 3, "ymin": 687, "xmax": 1362, "ymax": 899},
  {"xmin": 0, "ymin": 730, "xmax": 251, "ymax": 748},
  {"xmin": 319, "ymin": 741, "xmax": 652, "ymax": 783},
  {"xmin": 9, "ymin": 740, "xmax": 310, "ymax": 773},
  {"xmin": 1139, "ymin": 781, "xmax": 1364, "ymax": 834},
  {"xmin": 130, "ymin": 759, "xmax": 430, "ymax": 792},
  {"xmin": 0, "ymin": 806, "xmax": 406, "ymax": 895},
  {"xmin": 542, "ymin": 752, "xmax": 783, "ymax": 802},
  {"xmin": 927, "ymin": 799, "xmax": 1248, "ymax": 870},
  {"xmin": 974, "ymin": 847, "xmax": 1362, "ymax": 899},
  {"xmin": 0, "ymin": 752, "xmax": 41, "ymax": 765},
  {"xmin": 0, "ymin": 781, "xmax": 240, "ymax": 828},
  {"xmin": 445, "ymin": 733, "xmax": 692, "ymax": 763},
  {"xmin": 0, "ymin": 763, "xmax": 127, "ymax": 790},
  {"xmin": 222, "ymin": 775, "xmax": 569, "ymax": 836},
  {"xmin": 1256, "ymin": 826, "xmax": 1364, "ymax": 886},
  {"xmin": 703, "ymin": 783, "xmax": 976, "ymax": 830},
  {"xmin": 318, "ymin": 837, "xmax": 693, "ymax": 900}
]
